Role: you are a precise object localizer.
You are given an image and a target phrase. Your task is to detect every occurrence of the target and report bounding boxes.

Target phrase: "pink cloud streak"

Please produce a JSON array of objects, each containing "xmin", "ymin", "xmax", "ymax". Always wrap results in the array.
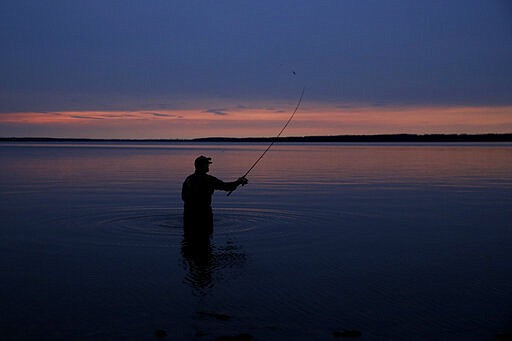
[{"xmin": 1, "ymin": 104, "xmax": 511, "ymax": 139}]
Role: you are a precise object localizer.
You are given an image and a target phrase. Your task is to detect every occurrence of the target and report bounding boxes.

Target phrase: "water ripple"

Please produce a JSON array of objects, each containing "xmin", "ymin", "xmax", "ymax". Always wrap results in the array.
[{"xmin": 36, "ymin": 206, "xmax": 321, "ymax": 248}]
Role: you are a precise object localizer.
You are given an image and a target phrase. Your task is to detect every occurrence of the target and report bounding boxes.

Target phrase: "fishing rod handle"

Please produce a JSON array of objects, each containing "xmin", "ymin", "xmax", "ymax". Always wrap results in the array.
[{"xmin": 226, "ymin": 174, "xmax": 249, "ymax": 196}]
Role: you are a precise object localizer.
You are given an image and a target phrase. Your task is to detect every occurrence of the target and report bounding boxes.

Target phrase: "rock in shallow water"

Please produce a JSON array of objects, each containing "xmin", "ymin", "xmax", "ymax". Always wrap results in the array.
[
  {"xmin": 197, "ymin": 310, "xmax": 231, "ymax": 321},
  {"xmin": 496, "ymin": 332, "xmax": 512, "ymax": 340},
  {"xmin": 215, "ymin": 333, "xmax": 253, "ymax": 341},
  {"xmin": 333, "ymin": 329, "xmax": 362, "ymax": 338},
  {"xmin": 154, "ymin": 329, "xmax": 167, "ymax": 339}
]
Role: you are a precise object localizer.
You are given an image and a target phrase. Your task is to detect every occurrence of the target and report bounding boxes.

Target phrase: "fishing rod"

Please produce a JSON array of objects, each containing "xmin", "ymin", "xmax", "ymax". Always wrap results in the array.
[{"xmin": 227, "ymin": 87, "xmax": 305, "ymax": 196}]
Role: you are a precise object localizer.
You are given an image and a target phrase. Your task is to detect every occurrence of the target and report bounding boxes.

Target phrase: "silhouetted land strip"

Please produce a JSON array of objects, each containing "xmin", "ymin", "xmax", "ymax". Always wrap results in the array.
[
  {"xmin": 1, "ymin": 134, "xmax": 512, "ymax": 143},
  {"xmin": 193, "ymin": 133, "xmax": 512, "ymax": 143}
]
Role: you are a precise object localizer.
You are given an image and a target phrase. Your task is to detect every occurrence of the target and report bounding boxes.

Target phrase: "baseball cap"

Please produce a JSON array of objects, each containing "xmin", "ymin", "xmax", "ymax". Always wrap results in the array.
[{"xmin": 194, "ymin": 155, "xmax": 212, "ymax": 167}]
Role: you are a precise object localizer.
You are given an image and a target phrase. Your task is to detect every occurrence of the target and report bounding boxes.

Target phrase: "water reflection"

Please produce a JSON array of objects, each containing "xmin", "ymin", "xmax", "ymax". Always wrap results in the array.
[
  {"xmin": 181, "ymin": 236, "xmax": 246, "ymax": 297},
  {"xmin": 181, "ymin": 237, "xmax": 214, "ymax": 295}
]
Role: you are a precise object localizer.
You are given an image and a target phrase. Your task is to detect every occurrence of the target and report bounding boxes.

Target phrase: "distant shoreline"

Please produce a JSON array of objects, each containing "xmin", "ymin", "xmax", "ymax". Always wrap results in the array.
[{"xmin": 1, "ymin": 133, "xmax": 512, "ymax": 143}]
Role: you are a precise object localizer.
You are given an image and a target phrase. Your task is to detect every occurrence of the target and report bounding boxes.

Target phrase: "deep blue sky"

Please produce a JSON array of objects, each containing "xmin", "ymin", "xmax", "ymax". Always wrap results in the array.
[
  {"xmin": 2, "ymin": 0, "xmax": 511, "ymax": 112},
  {"xmin": 0, "ymin": 1, "xmax": 511, "ymax": 138}
]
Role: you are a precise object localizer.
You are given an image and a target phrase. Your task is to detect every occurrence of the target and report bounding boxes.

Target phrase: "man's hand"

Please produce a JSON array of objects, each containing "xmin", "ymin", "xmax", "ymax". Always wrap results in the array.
[{"xmin": 237, "ymin": 177, "xmax": 248, "ymax": 186}]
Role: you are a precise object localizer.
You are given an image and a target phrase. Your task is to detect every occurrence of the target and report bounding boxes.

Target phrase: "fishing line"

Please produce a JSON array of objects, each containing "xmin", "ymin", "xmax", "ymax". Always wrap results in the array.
[{"xmin": 227, "ymin": 87, "xmax": 305, "ymax": 196}]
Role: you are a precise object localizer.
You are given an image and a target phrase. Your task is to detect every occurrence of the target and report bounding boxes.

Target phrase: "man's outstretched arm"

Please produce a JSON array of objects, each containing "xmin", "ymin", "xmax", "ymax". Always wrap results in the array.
[{"xmin": 214, "ymin": 177, "xmax": 248, "ymax": 192}]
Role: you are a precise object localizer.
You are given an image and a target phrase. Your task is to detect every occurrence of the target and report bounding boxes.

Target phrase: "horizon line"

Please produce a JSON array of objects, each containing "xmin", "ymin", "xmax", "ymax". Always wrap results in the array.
[{"xmin": 1, "ymin": 133, "xmax": 512, "ymax": 143}]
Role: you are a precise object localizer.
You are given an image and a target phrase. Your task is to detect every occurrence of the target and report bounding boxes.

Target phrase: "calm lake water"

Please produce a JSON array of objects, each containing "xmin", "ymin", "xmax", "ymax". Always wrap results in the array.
[{"xmin": 1, "ymin": 142, "xmax": 511, "ymax": 340}]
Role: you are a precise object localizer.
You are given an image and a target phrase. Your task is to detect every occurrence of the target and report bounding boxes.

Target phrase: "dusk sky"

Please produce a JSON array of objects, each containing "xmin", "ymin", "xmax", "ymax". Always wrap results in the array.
[{"xmin": 1, "ymin": 0, "xmax": 511, "ymax": 138}]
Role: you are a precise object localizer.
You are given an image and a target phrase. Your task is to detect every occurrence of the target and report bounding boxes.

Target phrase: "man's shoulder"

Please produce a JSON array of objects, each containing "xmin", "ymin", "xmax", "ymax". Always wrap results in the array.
[
  {"xmin": 206, "ymin": 174, "xmax": 220, "ymax": 181},
  {"xmin": 184, "ymin": 173, "xmax": 218, "ymax": 183},
  {"xmin": 183, "ymin": 173, "xmax": 200, "ymax": 185}
]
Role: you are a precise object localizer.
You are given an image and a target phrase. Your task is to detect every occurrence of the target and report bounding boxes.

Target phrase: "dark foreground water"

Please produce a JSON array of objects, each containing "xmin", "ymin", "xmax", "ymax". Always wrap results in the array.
[{"xmin": 1, "ymin": 142, "xmax": 511, "ymax": 340}]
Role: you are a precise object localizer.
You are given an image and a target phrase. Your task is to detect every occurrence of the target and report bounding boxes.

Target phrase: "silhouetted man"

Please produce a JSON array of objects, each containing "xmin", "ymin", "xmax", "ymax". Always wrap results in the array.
[{"xmin": 182, "ymin": 155, "xmax": 248, "ymax": 238}]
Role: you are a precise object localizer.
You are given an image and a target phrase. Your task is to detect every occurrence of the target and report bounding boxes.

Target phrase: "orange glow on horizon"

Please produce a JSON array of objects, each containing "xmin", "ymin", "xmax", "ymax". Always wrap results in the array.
[{"xmin": 1, "ymin": 104, "xmax": 511, "ymax": 139}]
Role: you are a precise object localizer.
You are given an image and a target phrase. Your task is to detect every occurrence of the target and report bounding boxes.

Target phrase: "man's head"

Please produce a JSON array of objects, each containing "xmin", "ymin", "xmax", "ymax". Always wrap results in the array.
[{"xmin": 194, "ymin": 155, "xmax": 212, "ymax": 173}]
